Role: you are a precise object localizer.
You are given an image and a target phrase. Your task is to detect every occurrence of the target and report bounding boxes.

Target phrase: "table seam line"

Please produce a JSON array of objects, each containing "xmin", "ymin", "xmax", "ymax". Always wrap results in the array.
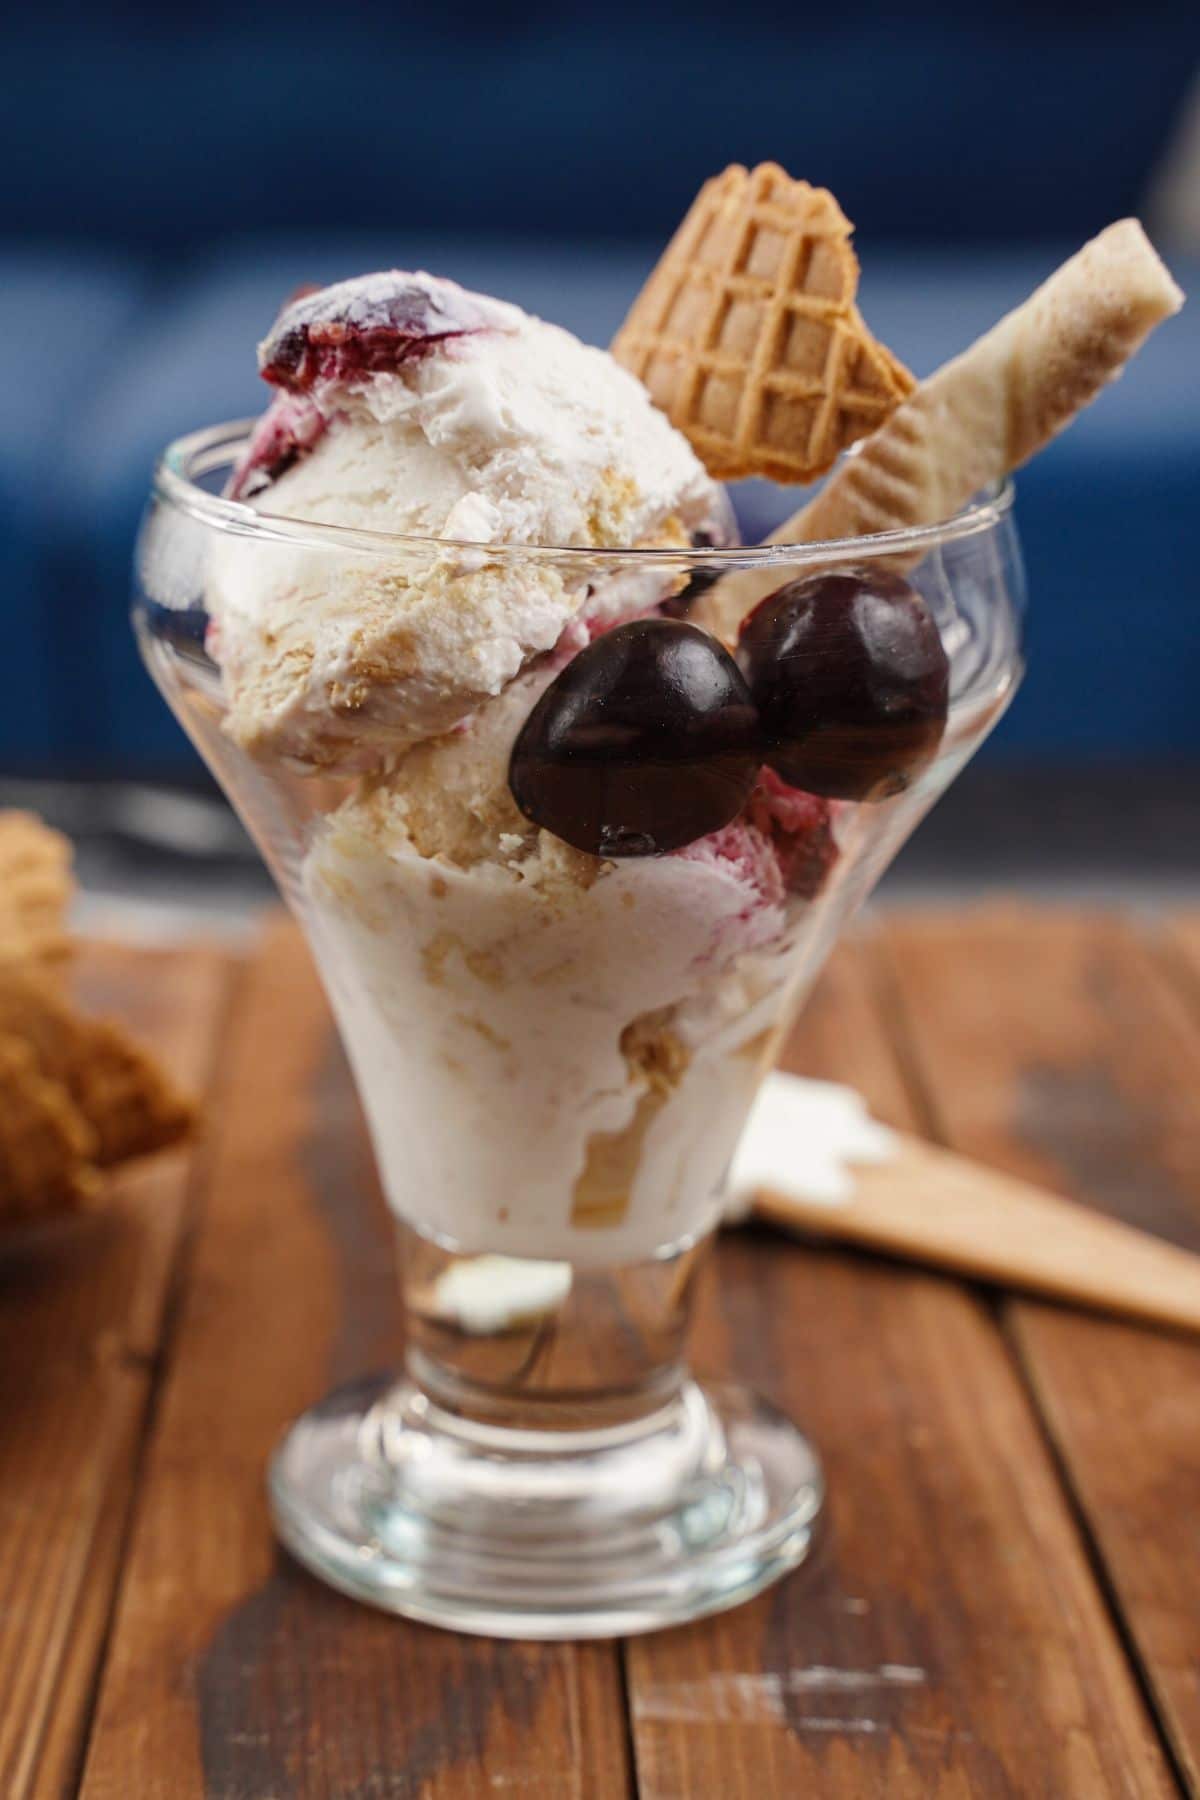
[{"xmin": 64, "ymin": 952, "xmax": 246, "ymax": 1800}]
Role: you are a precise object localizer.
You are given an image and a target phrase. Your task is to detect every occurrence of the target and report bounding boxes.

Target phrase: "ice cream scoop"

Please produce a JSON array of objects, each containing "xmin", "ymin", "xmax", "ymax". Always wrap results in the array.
[{"xmin": 209, "ymin": 271, "xmax": 730, "ymax": 771}]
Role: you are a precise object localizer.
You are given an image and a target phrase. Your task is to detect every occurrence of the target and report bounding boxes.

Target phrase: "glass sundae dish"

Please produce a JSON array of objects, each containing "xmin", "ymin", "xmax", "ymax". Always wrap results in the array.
[{"xmin": 132, "ymin": 166, "xmax": 1181, "ymax": 1638}]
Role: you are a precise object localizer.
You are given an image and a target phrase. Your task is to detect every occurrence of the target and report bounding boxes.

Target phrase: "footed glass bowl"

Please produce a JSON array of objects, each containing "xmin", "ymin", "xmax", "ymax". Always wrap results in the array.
[{"xmin": 134, "ymin": 422, "xmax": 1024, "ymax": 1638}]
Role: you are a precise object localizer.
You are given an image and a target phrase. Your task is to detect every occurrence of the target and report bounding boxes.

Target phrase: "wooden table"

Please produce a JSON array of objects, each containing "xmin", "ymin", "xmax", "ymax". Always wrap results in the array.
[{"xmin": 5, "ymin": 906, "xmax": 1200, "ymax": 1799}]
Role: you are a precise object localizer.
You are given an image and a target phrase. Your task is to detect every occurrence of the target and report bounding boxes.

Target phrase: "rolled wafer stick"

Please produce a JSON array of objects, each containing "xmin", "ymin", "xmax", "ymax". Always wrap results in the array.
[{"xmin": 696, "ymin": 220, "xmax": 1184, "ymax": 641}]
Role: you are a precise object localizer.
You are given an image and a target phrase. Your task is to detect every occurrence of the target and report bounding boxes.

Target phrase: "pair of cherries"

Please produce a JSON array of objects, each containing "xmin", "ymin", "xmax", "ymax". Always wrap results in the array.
[{"xmin": 508, "ymin": 568, "xmax": 951, "ymax": 858}]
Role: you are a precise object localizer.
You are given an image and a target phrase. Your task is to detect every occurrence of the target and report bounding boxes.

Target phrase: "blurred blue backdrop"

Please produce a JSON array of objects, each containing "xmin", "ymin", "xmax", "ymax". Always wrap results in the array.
[{"xmin": 4, "ymin": 1, "xmax": 1198, "ymax": 775}]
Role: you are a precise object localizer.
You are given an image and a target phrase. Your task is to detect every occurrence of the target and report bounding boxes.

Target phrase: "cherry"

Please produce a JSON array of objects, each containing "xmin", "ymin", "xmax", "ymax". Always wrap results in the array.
[
  {"xmin": 509, "ymin": 620, "xmax": 761, "ymax": 857},
  {"xmin": 737, "ymin": 568, "xmax": 950, "ymax": 801},
  {"xmin": 260, "ymin": 273, "xmax": 500, "ymax": 393}
]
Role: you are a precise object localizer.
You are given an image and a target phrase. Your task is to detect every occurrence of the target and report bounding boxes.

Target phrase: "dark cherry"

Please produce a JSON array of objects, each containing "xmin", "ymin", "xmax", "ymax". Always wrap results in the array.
[
  {"xmin": 509, "ymin": 620, "xmax": 761, "ymax": 857},
  {"xmin": 736, "ymin": 567, "xmax": 950, "ymax": 801},
  {"xmin": 260, "ymin": 274, "xmax": 496, "ymax": 392}
]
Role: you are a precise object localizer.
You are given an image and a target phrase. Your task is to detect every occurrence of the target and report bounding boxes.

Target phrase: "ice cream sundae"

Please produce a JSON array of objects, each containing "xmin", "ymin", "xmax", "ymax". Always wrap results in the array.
[{"xmin": 135, "ymin": 161, "xmax": 1182, "ymax": 1636}]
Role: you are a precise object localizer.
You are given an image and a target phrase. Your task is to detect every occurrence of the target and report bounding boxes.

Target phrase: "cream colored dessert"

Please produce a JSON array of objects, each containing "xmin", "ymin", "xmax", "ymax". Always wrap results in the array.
[
  {"xmin": 292, "ymin": 656, "xmax": 837, "ymax": 1261},
  {"xmin": 207, "ymin": 272, "xmax": 728, "ymax": 770},
  {"xmin": 197, "ymin": 214, "xmax": 1178, "ymax": 1271},
  {"xmin": 302, "ymin": 769, "xmax": 824, "ymax": 1265},
  {"xmin": 199, "ymin": 269, "xmax": 832, "ymax": 1264}
]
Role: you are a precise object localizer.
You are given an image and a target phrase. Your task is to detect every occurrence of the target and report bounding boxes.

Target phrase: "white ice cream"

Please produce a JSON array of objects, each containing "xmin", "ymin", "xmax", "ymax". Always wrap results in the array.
[
  {"xmin": 724, "ymin": 1074, "xmax": 898, "ymax": 1214},
  {"xmin": 207, "ymin": 272, "xmax": 727, "ymax": 770},
  {"xmin": 203, "ymin": 268, "xmax": 841, "ymax": 1266},
  {"xmin": 302, "ymin": 779, "xmax": 826, "ymax": 1265}
]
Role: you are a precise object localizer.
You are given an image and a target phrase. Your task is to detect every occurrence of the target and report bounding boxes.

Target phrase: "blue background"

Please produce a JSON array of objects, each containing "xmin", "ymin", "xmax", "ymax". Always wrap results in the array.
[{"xmin": 4, "ymin": 2, "xmax": 1198, "ymax": 775}]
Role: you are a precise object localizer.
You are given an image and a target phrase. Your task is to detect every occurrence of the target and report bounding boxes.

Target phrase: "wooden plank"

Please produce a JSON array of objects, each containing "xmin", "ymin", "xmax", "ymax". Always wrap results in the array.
[
  {"xmin": 0, "ymin": 941, "xmax": 234, "ymax": 1800},
  {"xmin": 878, "ymin": 905, "xmax": 1200, "ymax": 1794},
  {"xmin": 877, "ymin": 906, "xmax": 1200, "ymax": 1253},
  {"xmin": 626, "ymin": 939, "xmax": 1174, "ymax": 1799},
  {"xmin": 1169, "ymin": 915, "xmax": 1200, "ymax": 953},
  {"xmin": 78, "ymin": 917, "xmax": 632, "ymax": 1800}
]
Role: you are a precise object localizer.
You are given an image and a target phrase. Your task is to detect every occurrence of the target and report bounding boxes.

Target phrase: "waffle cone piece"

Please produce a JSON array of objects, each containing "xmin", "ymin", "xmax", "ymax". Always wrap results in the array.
[
  {"xmin": 612, "ymin": 163, "xmax": 913, "ymax": 483},
  {"xmin": 697, "ymin": 219, "xmax": 1184, "ymax": 641}
]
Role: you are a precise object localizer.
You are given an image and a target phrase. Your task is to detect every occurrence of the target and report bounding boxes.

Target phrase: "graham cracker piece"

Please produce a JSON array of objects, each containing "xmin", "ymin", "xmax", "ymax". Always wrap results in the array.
[
  {"xmin": 0, "ymin": 1035, "xmax": 98, "ymax": 1219},
  {"xmin": 0, "ymin": 962, "xmax": 195, "ymax": 1178},
  {"xmin": 0, "ymin": 810, "xmax": 75, "ymax": 970}
]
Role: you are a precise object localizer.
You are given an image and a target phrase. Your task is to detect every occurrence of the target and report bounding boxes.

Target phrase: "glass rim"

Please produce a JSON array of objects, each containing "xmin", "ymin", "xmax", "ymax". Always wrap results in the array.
[{"xmin": 155, "ymin": 418, "xmax": 1016, "ymax": 568}]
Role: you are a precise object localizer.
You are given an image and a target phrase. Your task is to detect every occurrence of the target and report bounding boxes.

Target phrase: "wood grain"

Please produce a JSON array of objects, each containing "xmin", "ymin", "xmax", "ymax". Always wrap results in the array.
[
  {"xmin": 78, "ymin": 918, "xmax": 632, "ymax": 1800},
  {"xmin": 879, "ymin": 906, "xmax": 1200, "ymax": 1794},
  {"xmin": 1166, "ymin": 915, "xmax": 1200, "ymax": 977},
  {"xmin": 625, "ymin": 940, "xmax": 1174, "ymax": 1799},
  {"xmin": 0, "ymin": 941, "xmax": 234, "ymax": 1800}
]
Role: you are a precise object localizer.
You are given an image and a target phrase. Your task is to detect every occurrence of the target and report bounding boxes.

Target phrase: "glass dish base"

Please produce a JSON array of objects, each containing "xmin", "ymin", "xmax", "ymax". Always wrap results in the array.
[{"xmin": 269, "ymin": 1370, "xmax": 823, "ymax": 1639}]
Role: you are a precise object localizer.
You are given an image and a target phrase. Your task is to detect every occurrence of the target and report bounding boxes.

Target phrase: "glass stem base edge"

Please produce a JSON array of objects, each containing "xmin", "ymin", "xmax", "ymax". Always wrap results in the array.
[{"xmin": 268, "ymin": 1370, "xmax": 824, "ymax": 1640}]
